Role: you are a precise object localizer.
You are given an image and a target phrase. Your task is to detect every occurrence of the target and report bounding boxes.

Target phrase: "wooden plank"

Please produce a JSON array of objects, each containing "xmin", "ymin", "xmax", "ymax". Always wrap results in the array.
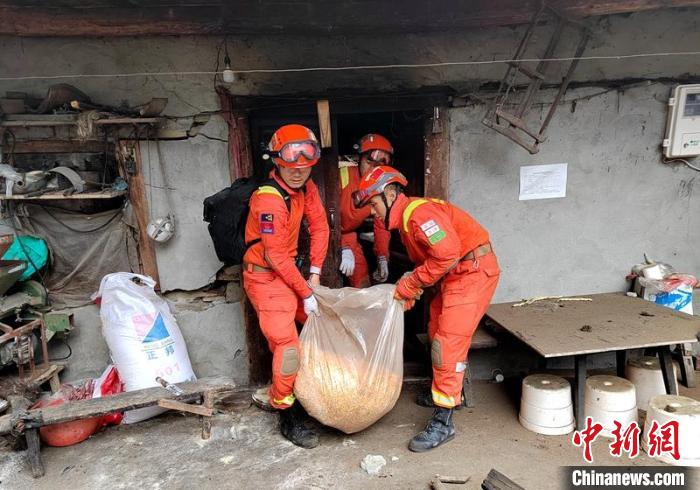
[
  {"xmin": 416, "ymin": 327, "xmax": 497, "ymax": 350},
  {"xmin": 482, "ymin": 468, "xmax": 525, "ymax": 490},
  {"xmin": 0, "ymin": 117, "xmax": 159, "ymax": 127},
  {"xmin": 486, "ymin": 293, "xmax": 700, "ymax": 358},
  {"xmin": 2, "ymin": 1, "xmax": 699, "ymax": 36},
  {"xmin": 423, "ymin": 107, "xmax": 450, "ymax": 200},
  {"xmin": 12, "ymin": 139, "xmax": 108, "ymax": 154},
  {"xmin": 117, "ymin": 141, "xmax": 160, "ymax": 287},
  {"xmin": 0, "ymin": 190, "xmax": 126, "ymax": 200},
  {"xmin": 0, "ymin": 381, "xmax": 233, "ymax": 434},
  {"xmin": 25, "ymin": 428, "xmax": 44, "ymax": 478},
  {"xmin": 316, "ymin": 100, "xmax": 332, "ymax": 148},
  {"xmin": 28, "ymin": 363, "xmax": 62, "ymax": 387},
  {"xmin": 157, "ymin": 398, "xmax": 213, "ymax": 417}
]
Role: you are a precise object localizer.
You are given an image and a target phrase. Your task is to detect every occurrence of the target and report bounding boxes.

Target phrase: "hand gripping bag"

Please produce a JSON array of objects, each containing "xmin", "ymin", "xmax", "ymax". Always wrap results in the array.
[
  {"xmin": 94, "ymin": 272, "xmax": 196, "ymax": 423},
  {"xmin": 294, "ymin": 284, "xmax": 404, "ymax": 433}
]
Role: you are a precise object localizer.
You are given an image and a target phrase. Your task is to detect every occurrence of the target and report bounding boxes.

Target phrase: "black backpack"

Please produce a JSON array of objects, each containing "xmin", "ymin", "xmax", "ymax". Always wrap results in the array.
[{"xmin": 203, "ymin": 177, "xmax": 291, "ymax": 265}]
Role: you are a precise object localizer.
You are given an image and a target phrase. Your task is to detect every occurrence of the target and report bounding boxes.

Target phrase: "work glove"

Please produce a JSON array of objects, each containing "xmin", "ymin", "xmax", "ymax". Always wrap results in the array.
[
  {"xmin": 303, "ymin": 294, "xmax": 320, "ymax": 317},
  {"xmin": 401, "ymin": 297, "xmax": 416, "ymax": 311},
  {"xmin": 395, "ymin": 273, "xmax": 423, "ymax": 302},
  {"xmin": 339, "ymin": 248, "xmax": 355, "ymax": 277},
  {"xmin": 372, "ymin": 256, "xmax": 389, "ymax": 283}
]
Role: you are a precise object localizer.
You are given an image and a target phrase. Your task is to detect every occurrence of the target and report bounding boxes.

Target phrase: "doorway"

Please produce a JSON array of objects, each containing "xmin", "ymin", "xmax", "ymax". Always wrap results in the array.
[{"xmin": 245, "ymin": 103, "xmax": 438, "ymax": 382}]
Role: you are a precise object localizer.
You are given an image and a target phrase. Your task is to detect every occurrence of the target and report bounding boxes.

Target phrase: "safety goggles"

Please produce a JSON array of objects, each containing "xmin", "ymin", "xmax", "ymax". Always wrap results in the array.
[
  {"xmin": 275, "ymin": 140, "xmax": 321, "ymax": 163},
  {"xmin": 362, "ymin": 149, "xmax": 392, "ymax": 165}
]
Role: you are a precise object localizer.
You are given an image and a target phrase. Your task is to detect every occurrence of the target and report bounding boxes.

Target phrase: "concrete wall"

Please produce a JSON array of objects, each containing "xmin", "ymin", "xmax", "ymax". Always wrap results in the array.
[
  {"xmin": 50, "ymin": 298, "xmax": 248, "ymax": 386},
  {"xmin": 449, "ymin": 83, "xmax": 700, "ymax": 303},
  {"xmin": 139, "ymin": 139, "xmax": 229, "ymax": 292}
]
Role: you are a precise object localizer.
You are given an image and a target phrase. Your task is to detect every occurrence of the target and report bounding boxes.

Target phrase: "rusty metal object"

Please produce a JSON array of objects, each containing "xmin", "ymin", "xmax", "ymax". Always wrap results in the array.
[
  {"xmin": 0, "ymin": 317, "xmax": 49, "ymax": 383},
  {"xmin": 482, "ymin": 5, "xmax": 590, "ymax": 154}
]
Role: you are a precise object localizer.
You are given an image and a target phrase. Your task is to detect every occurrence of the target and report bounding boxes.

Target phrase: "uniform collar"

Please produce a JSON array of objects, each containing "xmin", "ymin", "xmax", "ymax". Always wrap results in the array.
[
  {"xmin": 269, "ymin": 169, "xmax": 301, "ymax": 195},
  {"xmin": 387, "ymin": 193, "xmax": 410, "ymax": 231}
]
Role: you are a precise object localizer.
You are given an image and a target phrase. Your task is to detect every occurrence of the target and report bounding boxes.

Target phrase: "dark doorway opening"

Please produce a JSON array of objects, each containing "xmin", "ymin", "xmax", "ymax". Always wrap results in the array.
[{"xmin": 246, "ymin": 105, "xmax": 434, "ymax": 383}]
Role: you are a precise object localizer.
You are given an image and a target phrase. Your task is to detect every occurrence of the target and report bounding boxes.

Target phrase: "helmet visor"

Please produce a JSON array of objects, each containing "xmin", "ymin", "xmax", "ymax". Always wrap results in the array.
[
  {"xmin": 278, "ymin": 141, "xmax": 320, "ymax": 163},
  {"xmin": 363, "ymin": 149, "xmax": 392, "ymax": 165}
]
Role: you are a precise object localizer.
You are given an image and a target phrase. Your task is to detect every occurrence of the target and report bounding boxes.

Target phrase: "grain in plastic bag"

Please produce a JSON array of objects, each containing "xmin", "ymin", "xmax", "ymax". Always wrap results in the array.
[{"xmin": 294, "ymin": 284, "xmax": 404, "ymax": 433}]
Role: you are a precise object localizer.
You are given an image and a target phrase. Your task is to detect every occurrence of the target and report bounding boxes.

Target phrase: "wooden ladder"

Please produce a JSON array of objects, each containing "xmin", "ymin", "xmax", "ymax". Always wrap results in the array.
[{"xmin": 482, "ymin": 3, "xmax": 590, "ymax": 154}]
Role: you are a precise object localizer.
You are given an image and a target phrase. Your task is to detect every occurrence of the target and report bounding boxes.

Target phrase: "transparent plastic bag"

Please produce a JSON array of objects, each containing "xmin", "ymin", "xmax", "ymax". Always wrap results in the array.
[{"xmin": 294, "ymin": 284, "xmax": 404, "ymax": 434}]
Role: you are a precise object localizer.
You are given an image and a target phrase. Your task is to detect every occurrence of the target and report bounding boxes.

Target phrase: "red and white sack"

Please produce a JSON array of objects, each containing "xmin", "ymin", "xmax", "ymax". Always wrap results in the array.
[{"xmin": 94, "ymin": 272, "xmax": 196, "ymax": 423}]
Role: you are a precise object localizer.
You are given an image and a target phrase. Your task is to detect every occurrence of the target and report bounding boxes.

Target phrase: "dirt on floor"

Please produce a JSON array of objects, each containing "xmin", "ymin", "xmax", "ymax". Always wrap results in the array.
[{"xmin": 1, "ymin": 381, "xmax": 699, "ymax": 489}]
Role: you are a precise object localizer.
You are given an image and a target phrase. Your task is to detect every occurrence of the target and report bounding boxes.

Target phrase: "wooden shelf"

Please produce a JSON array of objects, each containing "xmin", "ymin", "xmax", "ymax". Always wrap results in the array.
[
  {"xmin": 0, "ymin": 114, "xmax": 161, "ymax": 127},
  {"xmin": 0, "ymin": 189, "xmax": 126, "ymax": 200}
]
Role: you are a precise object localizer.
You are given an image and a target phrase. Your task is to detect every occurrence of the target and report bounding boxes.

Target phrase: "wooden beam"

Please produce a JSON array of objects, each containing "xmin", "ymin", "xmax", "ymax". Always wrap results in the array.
[
  {"xmin": 11, "ymin": 139, "xmax": 109, "ymax": 154},
  {"xmin": 0, "ymin": 381, "xmax": 229, "ymax": 434},
  {"xmin": 423, "ymin": 107, "xmax": 450, "ymax": 201},
  {"xmin": 316, "ymin": 100, "xmax": 332, "ymax": 148},
  {"xmin": 117, "ymin": 141, "xmax": 160, "ymax": 288},
  {"xmin": 157, "ymin": 398, "xmax": 213, "ymax": 417},
  {"xmin": 1, "ymin": 1, "xmax": 698, "ymax": 36}
]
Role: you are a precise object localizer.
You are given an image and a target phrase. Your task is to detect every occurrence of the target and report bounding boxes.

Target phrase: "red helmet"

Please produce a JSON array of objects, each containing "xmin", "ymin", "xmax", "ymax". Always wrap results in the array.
[
  {"xmin": 352, "ymin": 165, "xmax": 407, "ymax": 208},
  {"xmin": 267, "ymin": 124, "xmax": 321, "ymax": 168},
  {"xmin": 355, "ymin": 133, "xmax": 394, "ymax": 166}
]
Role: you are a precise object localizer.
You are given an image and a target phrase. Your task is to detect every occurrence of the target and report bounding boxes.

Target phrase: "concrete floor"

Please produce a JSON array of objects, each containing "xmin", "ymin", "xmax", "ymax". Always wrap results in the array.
[{"xmin": 2, "ymin": 381, "xmax": 699, "ymax": 489}]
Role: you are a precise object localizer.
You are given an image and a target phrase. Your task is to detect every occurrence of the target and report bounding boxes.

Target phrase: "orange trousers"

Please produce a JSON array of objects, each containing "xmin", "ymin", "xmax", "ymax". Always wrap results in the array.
[
  {"xmin": 243, "ymin": 270, "xmax": 307, "ymax": 410},
  {"xmin": 345, "ymin": 237, "xmax": 370, "ymax": 288},
  {"xmin": 427, "ymin": 252, "xmax": 500, "ymax": 408}
]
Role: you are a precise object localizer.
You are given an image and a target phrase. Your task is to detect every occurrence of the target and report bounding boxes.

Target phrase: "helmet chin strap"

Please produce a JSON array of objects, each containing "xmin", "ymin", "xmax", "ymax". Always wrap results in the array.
[{"xmin": 381, "ymin": 192, "xmax": 393, "ymax": 230}]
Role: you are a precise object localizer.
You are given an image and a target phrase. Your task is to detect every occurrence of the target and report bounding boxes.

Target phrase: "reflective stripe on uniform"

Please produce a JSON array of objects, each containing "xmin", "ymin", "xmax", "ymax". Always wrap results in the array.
[
  {"xmin": 273, "ymin": 393, "xmax": 296, "ymax": 407},
  {"xmin": 257, "ymin": 185, "xmax": 284, "ymax": 197},
  {"xmin": 431, "ymin": 389, "xmax": 456, "ymax": 408},
  {"xmin": 340, "ymin": 166, "xmax": 349, "ymax": 189},
  {"xmin": 402, "ymin": 199, "xmax": 428, "ymax": 232}
]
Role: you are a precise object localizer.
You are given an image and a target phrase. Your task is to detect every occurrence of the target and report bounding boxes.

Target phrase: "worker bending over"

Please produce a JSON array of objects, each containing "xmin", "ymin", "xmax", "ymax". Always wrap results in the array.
[
  {"xmin": 243, "ymin": 124, "xmax": 329, "ymax": 448},
  {"xmin": 353, "ymin": 166, "xmax": 500, "ymax": 452}
]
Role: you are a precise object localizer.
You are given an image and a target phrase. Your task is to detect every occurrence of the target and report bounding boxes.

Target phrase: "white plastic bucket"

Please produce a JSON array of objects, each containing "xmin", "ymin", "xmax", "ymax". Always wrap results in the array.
[
  {"xmin": 642, "ymin": 395, "xmax": 700, "ymax": 466},
  {"xmin": 625, "ymin": 357, "xmax": 678, "ymax": 411},
  {"xmin": 519, "ymin": 375, "xmax": 574, "ymax": 435}
]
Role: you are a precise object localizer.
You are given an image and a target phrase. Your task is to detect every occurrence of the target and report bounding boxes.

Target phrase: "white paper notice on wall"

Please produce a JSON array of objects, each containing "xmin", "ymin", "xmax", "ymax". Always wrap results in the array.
[{"xmin": 519, "ymin": 163, "xmax": 568, "ymax": 201}]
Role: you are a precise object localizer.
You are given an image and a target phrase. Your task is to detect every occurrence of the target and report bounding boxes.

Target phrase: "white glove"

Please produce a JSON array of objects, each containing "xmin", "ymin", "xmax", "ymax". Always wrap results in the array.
[
  {"xmin": 339, "ymin": 248, "xmax": 355, "ymax": 277},
  {"xmin": 372, "ymin": 256, "xmax": 389, "ymax": 283},
  {"xmin": 303, "ymin": 294, "xmax": 320, "ymax": 317}
]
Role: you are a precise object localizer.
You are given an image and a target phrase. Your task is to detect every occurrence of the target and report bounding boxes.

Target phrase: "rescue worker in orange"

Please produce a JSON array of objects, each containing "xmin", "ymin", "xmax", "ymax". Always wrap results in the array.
[
  {"xmin": 338, "ymin": 134, "xmax": 393, "ymax": 287},
  {"xmin": 243, "ymin": 124, "xmax": 329, "ymax": 448},
  {"xmin": 353, "ymin": 166, "xmax": 500, "ymax": 452}
]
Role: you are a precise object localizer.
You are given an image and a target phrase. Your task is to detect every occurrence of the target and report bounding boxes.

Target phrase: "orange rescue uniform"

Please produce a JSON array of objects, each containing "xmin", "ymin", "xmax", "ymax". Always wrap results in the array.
[
  {"xmin": 339, "ymin": 163, "xmax": 391, "ymax": 287},
  {"xmin": 243, "ymin": 171, "xmax": 329, "ymax": 409},
  {"xmin": 389, "ymin": 194, "xmax": 500, "ymax": 408}
]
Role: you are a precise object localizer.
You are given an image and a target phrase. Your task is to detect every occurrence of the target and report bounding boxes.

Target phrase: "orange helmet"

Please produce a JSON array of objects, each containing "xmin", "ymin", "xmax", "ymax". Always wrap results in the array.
[
  {"xmin": 352, "ymin": 165, "xmax": 407, "ymax": 208},
  {"xmin": 267, "ymin": 124, "xmax": 321, "ymax": 168},
  {"xmin": 355, "ymin": 133, "xmax": 393, "ymax": 166}
]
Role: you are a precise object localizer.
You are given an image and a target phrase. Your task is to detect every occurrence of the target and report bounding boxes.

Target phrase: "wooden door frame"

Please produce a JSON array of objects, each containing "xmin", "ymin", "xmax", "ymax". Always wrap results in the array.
[{"xmin": 220, "ymin": 91, "xmax": 452, "ymax": 386}]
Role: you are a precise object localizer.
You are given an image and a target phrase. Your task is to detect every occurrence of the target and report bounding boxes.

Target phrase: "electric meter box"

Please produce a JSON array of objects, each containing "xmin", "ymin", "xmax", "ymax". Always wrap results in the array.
[{"xmin": 663, "ymin": 84, "xmax": 700, "ymax": 158}]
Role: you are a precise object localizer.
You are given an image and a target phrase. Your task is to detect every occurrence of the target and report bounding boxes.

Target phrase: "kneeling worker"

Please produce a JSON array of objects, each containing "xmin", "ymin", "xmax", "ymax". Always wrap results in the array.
[
  {"xmin": 243, "ymin": 124, "xmax": 329, "ymax": 448},
  {"xmin": 353, "ymin": 166, "xmax": 500, "ymax": 452}
]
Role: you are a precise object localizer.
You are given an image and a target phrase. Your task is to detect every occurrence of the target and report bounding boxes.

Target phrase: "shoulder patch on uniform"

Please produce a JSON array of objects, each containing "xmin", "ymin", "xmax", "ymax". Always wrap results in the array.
[
  {"xmin": 260, "ymin": 213, "xmax": 275, "ymax": 234},
  {"xmin": 257, "ymin": 185, "xmax": 283, "ymax": 198},
  {"xmin": 420, "ymin": 219, "xmax": 445, "ymax": 245}
]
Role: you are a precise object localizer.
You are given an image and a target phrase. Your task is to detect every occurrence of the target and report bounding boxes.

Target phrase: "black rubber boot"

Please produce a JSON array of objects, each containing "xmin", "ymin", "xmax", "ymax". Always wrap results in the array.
[
  {"xmin": 408, "ymin": 407, "xmax": 456, "ymax": 453},
  {"xmin": 416, "ymin": 387, "xmax": 464, "ymax": 410},
  {"xmin": 279, "ymin": 403, "xmax": 319, "ymax": 449}
]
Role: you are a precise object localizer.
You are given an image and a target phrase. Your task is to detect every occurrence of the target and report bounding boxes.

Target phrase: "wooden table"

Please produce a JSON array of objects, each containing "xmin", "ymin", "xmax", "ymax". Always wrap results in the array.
[{"xmin": 486, "ymin": 293, "xmax": 700, "ymax": 429}]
